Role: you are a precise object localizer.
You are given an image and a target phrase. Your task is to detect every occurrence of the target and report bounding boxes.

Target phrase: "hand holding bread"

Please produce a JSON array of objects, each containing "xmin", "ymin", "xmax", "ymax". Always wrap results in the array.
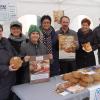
[{"xmin": 9, "ymin": 57, "xmax": 23, "ymax": 71}]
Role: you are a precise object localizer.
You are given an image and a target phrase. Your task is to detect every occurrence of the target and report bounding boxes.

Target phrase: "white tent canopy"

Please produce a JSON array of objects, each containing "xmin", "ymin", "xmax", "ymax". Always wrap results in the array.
[{"xmin": 0, "ymin": 0, "xmax": 100, "ymax": 37}]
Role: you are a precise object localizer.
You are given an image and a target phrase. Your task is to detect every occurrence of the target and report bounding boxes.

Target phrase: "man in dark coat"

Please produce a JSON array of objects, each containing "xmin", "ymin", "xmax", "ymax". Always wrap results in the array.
[{"xmin": 56, "ymin": 16, "xmax": 79, "ymax": 74}]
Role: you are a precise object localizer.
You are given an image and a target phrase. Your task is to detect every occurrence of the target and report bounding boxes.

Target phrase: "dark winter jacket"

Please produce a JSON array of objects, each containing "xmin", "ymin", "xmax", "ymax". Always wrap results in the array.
[
  {"xmin": 8, "ymin": 34, "xmax": 26, "ymax": 54},
  {"xmin": 76, "ymin": 29, "xmax": 96, "ymax": 68},
  {"xmin": 0, "ymin": 37, "xmax": 16, "ymax": 100},
  {"xmin": 8, "ymin": 34, "xmax": 28, "ymax": 84},
  {"xmin": 40, "ymin": 26, "xmax": 59, "ymax": 76}
]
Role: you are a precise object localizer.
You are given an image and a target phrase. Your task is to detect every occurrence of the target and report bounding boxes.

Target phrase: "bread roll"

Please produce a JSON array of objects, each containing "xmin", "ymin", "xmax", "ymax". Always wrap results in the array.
[
  {"xmin": 79, "ymin": 81, "xmax": 88, "ymax": 87},
  {"xmin": 62, "ymin": 73, "xmax": 73, "ymax": 81},
  {"xmin": 56, "ymin": 82, "xmax": 74, "ymax": 93},
  {"xmin": 56, "ymin": 83, "xmax": 65, "ymax": 93},
  {"xmin": 69, "ymin": 78, "xmax": 79, "ymax": 84},
  {"xmin": 95, "ymin": 68, "xmax": 100, "ymax": 74},
  {"xmin": 63, "ymin": 82, "xmax": 74, "ymax": 88},
  {"xmin": 93, "ymin": 73, "xmax": 100, "ymax": 82},
  {"xmin": 81, "ymin": 74, "xmax": 94, "ymax": 83},
  {"xmin": 72, "ymin": 71, "xmax": 82, "ymax": 79}
]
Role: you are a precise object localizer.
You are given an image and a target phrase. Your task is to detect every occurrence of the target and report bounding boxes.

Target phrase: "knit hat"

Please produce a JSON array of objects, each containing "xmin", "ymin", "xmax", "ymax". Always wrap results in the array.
[
  {"xmin": 28, "ymin": 25, "xmax": 40, "ymax": 36},
  {"xmin": 10, "ymin": 21, "xmax": 22, "ymax": 28}
]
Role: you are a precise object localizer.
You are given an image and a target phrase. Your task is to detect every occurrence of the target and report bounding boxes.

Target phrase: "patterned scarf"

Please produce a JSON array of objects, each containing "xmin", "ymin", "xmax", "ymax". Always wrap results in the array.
[{"xmin": 40, "ymin": 26, "xmax": 52, "ymax": 54}]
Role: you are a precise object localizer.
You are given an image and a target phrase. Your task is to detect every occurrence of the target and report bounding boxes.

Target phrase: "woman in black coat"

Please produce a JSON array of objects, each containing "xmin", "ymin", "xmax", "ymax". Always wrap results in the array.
[
  {"xmin": 0, "ymin": 24, "xmax": 18, "ymax": 100},
  {"xmin": 76, "ymin": 18, "xmax": 96, "ymax": 69},
  {"xmin": 8, "ymin": 21, "xmax": 27, "ymax": 85}
]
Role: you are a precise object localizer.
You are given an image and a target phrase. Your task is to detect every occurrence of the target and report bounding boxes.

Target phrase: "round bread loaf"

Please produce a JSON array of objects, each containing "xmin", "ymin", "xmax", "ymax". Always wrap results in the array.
[
  {"xmin": 81, "ymin": 74, "xmax": 94, "ymax": 83},
  {"xmin": 69, "ymin": 78, "xmax": 79, "ymax": 84},
  {"xmin": 10, "ymin": 57, "xmax": 23, "ymax": 69},
  {"xmin": 93, "ymin": 73, "xmax": 100, "ymax": 82},
  {"xmin": 72, "ymin": 71, "xmax": 82, "ymax": 79},
  {"xmin": 79, "ymin": 81, "xmax": 88, "ymax": 87},
  {"xmin": 82, "ymin": 42, "xmax": 92, "ymax": 52},
  {"xmin": 62, "ymin": 73, "xmax": 73, "ymax": 81},
  {"xmin": 95, "ymin": 68, "xmax": 100, "ymax": 74}
]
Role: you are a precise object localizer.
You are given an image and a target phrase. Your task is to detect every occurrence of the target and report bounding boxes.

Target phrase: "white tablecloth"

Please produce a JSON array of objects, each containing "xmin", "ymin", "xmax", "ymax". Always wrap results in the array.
[
  {"xmin": 12, "ymin": 76, "xmax": 90, "ymax": 100},
  {"xmin": 88, "ymin": 84, "xmax": 100, "ymax": 100}
]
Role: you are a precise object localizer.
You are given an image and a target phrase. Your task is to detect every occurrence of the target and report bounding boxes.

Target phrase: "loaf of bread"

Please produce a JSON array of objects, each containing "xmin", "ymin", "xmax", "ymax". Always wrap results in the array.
[
  {"xmin": 72, "ymin": 71, "xmax": 82, "ymax": 79},
  {"xmin": 63, "ymin": 82, "xmax": 74, "ymax": 88},
  {"xmin": 69, "ymin": 78, "xmax": 80, "ymax": 84},
  {"xmin": 95, "ymin": 68, "xmax": 100, "ymax": 74},
  {"xmin": 10, "ymin": 57, "xmax": 23, "ymax": 69},
  {"xmin": 79, "ymin": 81, "xmax": 88, "ymax": 87},
  {"xmin": 56, "ymin": 83, "xmax": 65, "ymax": 93},
  {"xmin": 62, "ymin": 73, "xmax": 73, "ymax": 81},
  {"xmin": 81, "ymin": 74, "xmax": 94, "ymax": 83},
  {"xmin": 93, "ymin": 73, "xmax": 100, "ymax": 82},
  {"xmin": 82, "ymin": 42, "xmax": 92, "ymax": 52},
  {"xmin": 56, "ymin": 82, "xmax": 74, "ymax": 93}
]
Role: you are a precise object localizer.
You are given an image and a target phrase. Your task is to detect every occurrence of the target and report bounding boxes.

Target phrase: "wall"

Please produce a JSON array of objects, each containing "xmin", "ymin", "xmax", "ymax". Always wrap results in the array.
[
  {"xmin": 16, "ymin": 0, "xmax": 100, "ymax": 29},
  {"xmin": 2, "ymin": 0, "xmax": 100, "ymax": 36}
]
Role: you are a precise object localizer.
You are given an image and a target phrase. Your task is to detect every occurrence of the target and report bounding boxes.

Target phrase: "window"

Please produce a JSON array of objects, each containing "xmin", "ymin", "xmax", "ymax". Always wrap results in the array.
[
  {"xmin": 70, "ymin": 15, "xmax": 93, "ymax": 31},
  {"xmin": 18, "ymin": 15, "xmax": 40, "ymax": 35}
]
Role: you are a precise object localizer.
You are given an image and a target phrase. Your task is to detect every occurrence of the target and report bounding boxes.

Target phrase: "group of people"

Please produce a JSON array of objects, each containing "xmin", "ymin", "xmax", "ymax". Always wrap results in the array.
[{"xmin": 0, "ymin": 15, "xmax": 100, "ymax": 100}]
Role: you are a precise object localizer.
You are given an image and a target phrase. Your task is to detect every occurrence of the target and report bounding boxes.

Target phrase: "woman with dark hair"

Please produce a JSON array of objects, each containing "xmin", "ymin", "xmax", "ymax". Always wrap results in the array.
[
  {"xmin": 40, "ymin": 15, "xmax": 59, "ymax": 76},
  {"xmin": 8, "ymin": 21, "xmax": 27, "ymax": 85},
  {"xmin": 76, "ymin": 18, "xmax": 96, "ymax": 69}
]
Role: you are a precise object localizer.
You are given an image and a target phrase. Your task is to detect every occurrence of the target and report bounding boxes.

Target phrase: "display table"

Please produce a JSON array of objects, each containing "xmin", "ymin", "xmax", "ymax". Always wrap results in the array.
[{"xmin": 12, "ymin": 76, "xmax": 90, "ymax": 100}]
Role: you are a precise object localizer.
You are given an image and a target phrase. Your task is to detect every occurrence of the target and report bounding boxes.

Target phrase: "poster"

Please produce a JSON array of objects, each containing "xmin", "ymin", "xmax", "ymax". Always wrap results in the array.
[
  {"xmin": 29, "ymin": 55, "xmax": 50, "ymax": 83},
  {"xmin": 53, "ymin": 10, "xmax": 64, "ymax": 24},
  {"xmin": 59, "ymin": 34, "xmax": 77, "ymax": 59},
  {"xmin": 53, "ymin": 10, "xmax": 64, "ymax": 30},
  {"xmin": 0, "ymin": 0, "xmax": 17, "ymax": 21}
]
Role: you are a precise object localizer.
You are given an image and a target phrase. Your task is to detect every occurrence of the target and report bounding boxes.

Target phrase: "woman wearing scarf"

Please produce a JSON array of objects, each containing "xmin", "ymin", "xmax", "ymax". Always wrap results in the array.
[
  {"xmin": 40, "ymin": 15, "xmax": 59, "ymax": 76},
  {"xmin": 8, "ymin": 21, "xmax": 27, "ymax": 85},
  {"xmin": 76, "ymin": 18, "xmax": 96, "ymax": 69}
]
